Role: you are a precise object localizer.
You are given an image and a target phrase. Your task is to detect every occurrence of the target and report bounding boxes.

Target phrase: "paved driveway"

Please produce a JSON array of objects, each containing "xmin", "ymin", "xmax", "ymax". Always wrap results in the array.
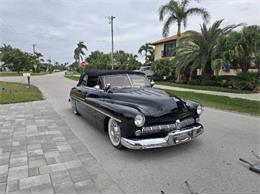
[
  {"xmin": 1, "ymin": 72, "xmax": 260, "ymax": 193},
  {"xmin": 0, "ymin": 101, "xmax": 122, "ymax": 193}
]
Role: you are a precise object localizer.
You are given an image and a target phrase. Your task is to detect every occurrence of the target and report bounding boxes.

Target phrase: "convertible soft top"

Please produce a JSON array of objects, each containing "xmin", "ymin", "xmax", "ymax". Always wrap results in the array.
[
  {"xmin": 77, "ymin": 69, "xmax": 145, "ymax": 86},
  {"xmin": 85, "ymin": 70, "xmax": 144, "ymax": 78}
]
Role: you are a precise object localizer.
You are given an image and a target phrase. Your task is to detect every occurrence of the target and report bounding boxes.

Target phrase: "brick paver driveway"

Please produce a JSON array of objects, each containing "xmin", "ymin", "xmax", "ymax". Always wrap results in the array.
[{"xmin": 0, "ymin": 101, "xmax": 122, "ymax": 193}]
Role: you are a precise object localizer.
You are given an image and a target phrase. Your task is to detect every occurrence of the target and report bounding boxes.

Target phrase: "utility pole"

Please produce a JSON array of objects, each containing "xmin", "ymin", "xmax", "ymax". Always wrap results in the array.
[
  {"xmin": 32, "ymin": 44, "xmax": 37, "ymax": 72},
  {"xmin": 108, "ymin": 16, "xmax": 115, "ymax": 70},
  {"xmin": 32, "ymin": 44, "xmax": 36, "ymax": 56}
]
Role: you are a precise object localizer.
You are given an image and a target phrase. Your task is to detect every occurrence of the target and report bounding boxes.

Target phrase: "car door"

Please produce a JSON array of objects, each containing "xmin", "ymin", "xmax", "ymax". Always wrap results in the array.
[
  {"xmin": 84, "ymin": 88, "xmax": 104, "ymax": 121},
  {"xmin": 74, "ymin": 85, "xmax": 89, "ymax": 117},
  {"xmin": 78, "ymin": 76, "xmax": 103, "ymax": 123}
]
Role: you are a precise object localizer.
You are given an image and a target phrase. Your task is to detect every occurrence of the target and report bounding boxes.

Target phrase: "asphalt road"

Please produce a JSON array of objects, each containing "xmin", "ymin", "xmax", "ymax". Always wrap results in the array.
[{"xmin": 1, "ymin": 72, "xmax": 260, "ymax": 193}]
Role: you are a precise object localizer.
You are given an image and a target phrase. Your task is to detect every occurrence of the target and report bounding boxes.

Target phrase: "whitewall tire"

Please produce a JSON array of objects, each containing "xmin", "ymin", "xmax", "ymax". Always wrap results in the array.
[{"xmin": 108, "ymin": 118, "xmax": 123, "ymax": 149}]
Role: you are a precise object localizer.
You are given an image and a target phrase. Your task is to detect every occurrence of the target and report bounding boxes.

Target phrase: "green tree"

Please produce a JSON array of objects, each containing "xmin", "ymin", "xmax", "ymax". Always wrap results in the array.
[
  {"xmin": 32, "ymin": 52, "xmax": 44, "ymax": 73},
  {"xmin": 233, "ymin": 25, "xmax": 260, "ymax": 72},
  {"xmin": 159, "ymin": 0, "xmax": 209, "ymax": 46},
  {"xmin": 138, "ymin": 43, "xmax": 154, "ymax": 65},
  {"xmin": 151, "ymin": 58, "xmax": 175, "ymax": 80},
  {"xmin": 74, "ymin": 41, "xmax": 88, "ymax": 64},
  {"xmin": 216, "ymin": 25, "xmax": 260, "ymax": 73},
  {"xmin": 0, "ymin": 44, "xmax": 35, "ymax": 73},
  {"xmin": 86, "ymin": 51, "xmax": 111, "ymax": 70},
  {"xmin": 254, "ymin": 36, "xmax": 260, "ymax": 77},
  {"xmin": 174, "ymin": 20, "xmax": 241, "ymax": 79},
  {"xmin": 212, "ymin": 58, "xmax": 224, "ymax": 77},
  {"xmin": 251, "ymin": 26, "xmax": 260, "ymax": 76},
  {"xmin": 113, "ymin": 50, "xmax": 141, "ymax": 70}
]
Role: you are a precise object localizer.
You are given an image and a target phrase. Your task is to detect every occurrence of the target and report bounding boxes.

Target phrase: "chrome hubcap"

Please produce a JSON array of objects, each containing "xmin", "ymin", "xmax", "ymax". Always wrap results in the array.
[{"xmin": 108, "ymin": 119, "xmax": 121, "ymax": 146}]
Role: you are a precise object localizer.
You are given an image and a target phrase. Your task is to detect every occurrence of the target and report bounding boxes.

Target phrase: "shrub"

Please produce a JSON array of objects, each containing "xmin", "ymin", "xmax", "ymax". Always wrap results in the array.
[
  {"xmin": 231, "ymin": 72, "xmax": 257, "ymax": 90},
  {"xmin": 231, "ymin": 80, "xmax": 256, "ymax": 90},
  {"xmin": 187, "ymin": 79, "xmax": 200, "ymax": 85},
  {"xmin": 216, "ymin": 72, "xmax": 257, "ymax": 91},
  {"xmin": 218, "ymin": 80, "xmax": 231, "ymax": 88},
  {"xmin": 237, "ymin": 72, "xmax": 257, "ymax": 82},
  {"xmin": 151, "ymin": 59, "xmax": 176, "ymax": 81},
  {"xmin": 217, "ymin": 75, "xmax": 238, "ymax": 81},
  {"xmin": 200, "ymin": 79, "xmax": 218, "ymax": 86}
]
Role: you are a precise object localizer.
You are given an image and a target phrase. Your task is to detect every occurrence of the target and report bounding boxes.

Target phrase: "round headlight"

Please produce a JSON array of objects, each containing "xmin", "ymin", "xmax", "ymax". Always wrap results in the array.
[
  {"xmin": 197, "ymin": 105, "xmax": 203, "ymax": 115},
  {"xmin": 134, "ymin": 114, "xmax": 145, "ymax": 127}
]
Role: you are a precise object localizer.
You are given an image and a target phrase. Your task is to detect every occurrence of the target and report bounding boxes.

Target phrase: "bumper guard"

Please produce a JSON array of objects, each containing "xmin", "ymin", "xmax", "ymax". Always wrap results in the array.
[{"xmin": 121, "ymin": 125, "xmax": 204, "ymax": 150}]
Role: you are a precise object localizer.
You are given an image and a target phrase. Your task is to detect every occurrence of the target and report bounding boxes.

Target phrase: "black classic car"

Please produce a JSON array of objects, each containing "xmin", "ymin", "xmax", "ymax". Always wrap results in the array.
[{"xmin": 69, "ymin": 70, "xmax": 204, "ymax": 150}]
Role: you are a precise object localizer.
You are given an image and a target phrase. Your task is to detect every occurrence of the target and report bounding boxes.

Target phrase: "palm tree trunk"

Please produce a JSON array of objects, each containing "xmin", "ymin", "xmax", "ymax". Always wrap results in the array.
[
  {"xmin": 202, "ymin": 62, "xmax": 213, "ymax": 80},
  {"xmin": 175, "ymin": 22, "xmax": 181, "ymax": 83},
  {"xmin": 176, "ymin": 22, "xmax": 181, "ymax": 47},
  {"xmin": 189, "ymin": 68, "xmax": 193, "ymax": 82},
  {"xmin": 240, "ymin": 60, "xmax": 250, "ymax": 73},
  {"xmin": 145, "ymin": 50, "xmax": 148, "ymax": 65}
]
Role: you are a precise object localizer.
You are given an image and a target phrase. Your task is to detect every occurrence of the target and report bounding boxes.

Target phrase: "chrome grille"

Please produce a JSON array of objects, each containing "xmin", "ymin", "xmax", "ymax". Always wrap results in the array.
[
  {"xmin": 179, "ymin": 118, "xmax": 195, "ymax": 129},
  {"xmin": 141, "ymin": 118, "xmax": 195, "ymax": 135}
]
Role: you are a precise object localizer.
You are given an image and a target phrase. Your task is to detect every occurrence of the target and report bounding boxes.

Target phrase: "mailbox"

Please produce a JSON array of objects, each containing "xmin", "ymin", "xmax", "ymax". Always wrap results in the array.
[{"xmin": 23, "ymin": 73, "xmax": 31, "ymax": 88}]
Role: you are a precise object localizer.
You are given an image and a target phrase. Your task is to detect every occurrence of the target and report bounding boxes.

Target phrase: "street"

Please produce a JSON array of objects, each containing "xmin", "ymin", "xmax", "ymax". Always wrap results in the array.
[{"xmin": 1, "ymin": 72, "xmax": 259, "ymax": 193}]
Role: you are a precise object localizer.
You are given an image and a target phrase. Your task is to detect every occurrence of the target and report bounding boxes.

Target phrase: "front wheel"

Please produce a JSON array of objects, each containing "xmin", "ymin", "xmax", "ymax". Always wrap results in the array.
[{"xmin": 108, "ymin": 118, "xmax": 123, "ymax": 149}]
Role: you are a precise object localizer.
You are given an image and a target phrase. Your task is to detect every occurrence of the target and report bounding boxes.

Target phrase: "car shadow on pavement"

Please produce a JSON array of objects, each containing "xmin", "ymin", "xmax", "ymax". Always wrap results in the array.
[{"xmin": 120, "ymin": 139, "xmax": 203, "ymax": 159}]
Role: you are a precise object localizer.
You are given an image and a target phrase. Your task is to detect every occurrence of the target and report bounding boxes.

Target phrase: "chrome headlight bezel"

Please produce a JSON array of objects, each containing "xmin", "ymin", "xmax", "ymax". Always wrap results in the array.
[
  {"xmin": 197, "ymin": 105, "xmax": 203, "ymax": 115},
  {"xmin": 134, "ymin": 114, "xmax": 145, "ymax": 127}
]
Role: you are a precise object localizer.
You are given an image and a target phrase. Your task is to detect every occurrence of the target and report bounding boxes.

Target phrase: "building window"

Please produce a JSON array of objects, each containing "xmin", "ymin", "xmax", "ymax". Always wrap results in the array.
[{"xmin": 164, "ymin": 41, "xmax": 176, "ymax": 57}]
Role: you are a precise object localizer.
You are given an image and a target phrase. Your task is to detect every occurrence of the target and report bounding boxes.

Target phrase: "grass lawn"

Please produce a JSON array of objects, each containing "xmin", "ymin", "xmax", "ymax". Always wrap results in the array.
[
  {"xmin": 157, "ymin": 81, "xmax": 254, "ymax": 94},
  {"xmin": 0, "ymin": 72, "xmax": 48, "ymax": 77},
  {"xmin": 64, "ymin": 72, "xmax": 80, "ymax": 81},
  {"xmin": 164, "ymin": 89, "xmax": 260, "ymax": 116},
  {"xmin": 65, "ymin": 75, "xmax": 80, "ymax": 81},
  {"xmin": 0, "ymin": 81, "xmax": 43, "ymax": 104}
]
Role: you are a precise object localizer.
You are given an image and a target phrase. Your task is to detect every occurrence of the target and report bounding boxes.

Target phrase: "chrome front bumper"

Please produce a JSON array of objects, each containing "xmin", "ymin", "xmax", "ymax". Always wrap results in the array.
[{"xmin": 121, "ymin": 125, "xmax": 204, "ymax": 150}]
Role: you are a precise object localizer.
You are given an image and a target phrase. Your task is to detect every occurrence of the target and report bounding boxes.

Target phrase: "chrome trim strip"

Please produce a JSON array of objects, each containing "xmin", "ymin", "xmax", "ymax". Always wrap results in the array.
[
  {"xmin": 121, "ymin": 125, "xmax": 204, "ymax": 150},
  {"xmin": 70, "ymin": 95, "xmax": 122, "ymax": 123}
]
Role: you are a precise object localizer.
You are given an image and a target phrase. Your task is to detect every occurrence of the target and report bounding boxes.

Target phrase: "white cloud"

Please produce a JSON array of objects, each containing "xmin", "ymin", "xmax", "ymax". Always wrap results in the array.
[{"xmin": 0, "ymin": 0, "xmax": 259, "ymax": 63}]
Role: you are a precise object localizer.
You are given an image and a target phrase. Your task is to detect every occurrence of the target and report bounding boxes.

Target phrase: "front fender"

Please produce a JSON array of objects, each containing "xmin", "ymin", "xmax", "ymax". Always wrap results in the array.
[
  {"xmin": 86, "ymin": 98, "xmax": 141, "ymax": 120},
  {"xmin": 85, "ymin": 98, "xmax": 141, "ymax": 137},
  {"xmin": 185, "ymin": 100, "xmax": 201, "ymax": 116}
]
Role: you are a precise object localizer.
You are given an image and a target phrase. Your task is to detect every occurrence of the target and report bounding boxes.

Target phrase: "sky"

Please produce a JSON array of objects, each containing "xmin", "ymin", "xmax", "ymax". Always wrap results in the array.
[{"xmin": 0, "ymin": 0, "xmax": 259, "ymax": 64}]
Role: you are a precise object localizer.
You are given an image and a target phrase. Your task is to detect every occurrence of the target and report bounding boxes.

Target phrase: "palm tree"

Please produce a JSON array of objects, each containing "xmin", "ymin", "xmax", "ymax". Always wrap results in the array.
[
  {"xmin": 74, "ymin": 41, "xmax": 88, "ymax": 64},
  {"xmin": 138, "ymin": 43, "xmax": 154, "ymax": 65},
  {"xmin": 159, "ymin": 0, "xmax": 209, "ymax": 45},
  {"xmin": 234, "ymin": 25, "xmax": 260, "ymax": 72},
  {"xmin": 174, "ymin": 20, "xmax": 241, "ymax": 79}
]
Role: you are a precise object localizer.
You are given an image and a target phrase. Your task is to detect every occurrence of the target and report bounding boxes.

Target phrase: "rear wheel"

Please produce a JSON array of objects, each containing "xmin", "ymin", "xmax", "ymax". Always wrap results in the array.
[{"xmin": 108, "ymin": 118, "xmax": 123, "ymax": 149}]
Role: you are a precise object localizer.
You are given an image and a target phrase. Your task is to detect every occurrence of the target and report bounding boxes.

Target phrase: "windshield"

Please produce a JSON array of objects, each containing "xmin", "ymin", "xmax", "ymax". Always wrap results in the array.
[{"xmin": 102, "ymin": 74, "xmax": 150, "ymax": 89}]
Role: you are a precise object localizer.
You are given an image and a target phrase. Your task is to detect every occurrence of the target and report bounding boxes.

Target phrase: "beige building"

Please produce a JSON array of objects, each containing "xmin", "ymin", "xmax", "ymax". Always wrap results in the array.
[
  {"xmin": 151, "ymin": 32, "xmax": 191, "ymax": 61},
  {"xmin": 151, "ymin": 32, "xmax": 258, "ymax": 76}
]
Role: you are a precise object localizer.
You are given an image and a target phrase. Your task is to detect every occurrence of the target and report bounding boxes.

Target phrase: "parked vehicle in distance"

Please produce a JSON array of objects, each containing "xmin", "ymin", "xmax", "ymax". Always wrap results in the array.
[
  {"xmin": 135, "ymin": 66, "xmax": 154, "ymax": 77},
  {"xmin": 69, "ymin": 70, "xmax": 204, "ymax": 150},
  {"xmin": 53, "ymin": 69, "xmax": 61, "ymax": 72}
]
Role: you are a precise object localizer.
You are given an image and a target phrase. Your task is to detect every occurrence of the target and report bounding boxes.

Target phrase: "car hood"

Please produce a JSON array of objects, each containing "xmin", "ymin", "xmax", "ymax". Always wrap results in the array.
[{"xmin": 108, "ymin": 87, "xmax": 185, "ymax": 117}]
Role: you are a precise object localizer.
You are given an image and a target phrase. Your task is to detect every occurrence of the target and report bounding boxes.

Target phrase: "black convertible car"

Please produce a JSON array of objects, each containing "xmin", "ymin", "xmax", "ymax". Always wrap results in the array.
[{"xmin": 69, "ymin": 70, "xmax": 204, "ymax": 150}]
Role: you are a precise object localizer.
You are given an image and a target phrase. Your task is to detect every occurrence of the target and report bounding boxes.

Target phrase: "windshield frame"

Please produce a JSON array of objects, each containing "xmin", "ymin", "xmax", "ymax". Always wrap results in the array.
[{"xmin": 101, "ymin": 73, "xmax": 151, "ymax": 90}]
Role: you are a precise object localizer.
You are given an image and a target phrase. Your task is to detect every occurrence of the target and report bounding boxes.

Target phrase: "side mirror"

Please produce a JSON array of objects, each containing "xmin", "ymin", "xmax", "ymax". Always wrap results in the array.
[
  {"xmin": 104, "ymin": 83, "xmax": 111, "ymax": 92},
  {"xmin": 150, "ymin": 80, "xmax": 155, "ymax": 87}
]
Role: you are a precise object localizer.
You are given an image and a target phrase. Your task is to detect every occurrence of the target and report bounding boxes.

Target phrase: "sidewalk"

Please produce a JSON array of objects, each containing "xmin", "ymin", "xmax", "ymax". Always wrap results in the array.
[
  {"xmin": 155, "ymin": 85, "xmax": 260, "ymax": 101},
  {"xmin": 0, "ymin": 101, "xmax": 123, "ymax": 194}
]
